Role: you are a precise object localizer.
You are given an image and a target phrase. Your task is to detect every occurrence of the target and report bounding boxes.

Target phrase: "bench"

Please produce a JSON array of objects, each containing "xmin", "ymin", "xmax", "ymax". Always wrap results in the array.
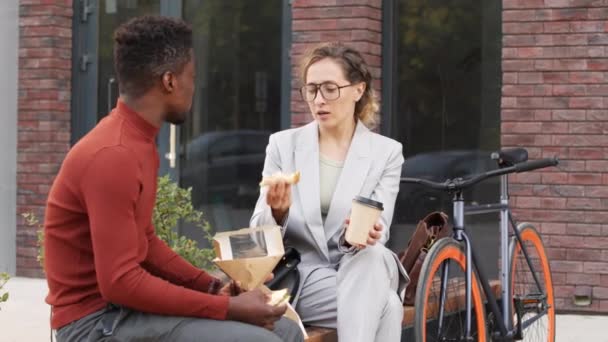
[{"xmin": 304, "ymin": 280, "xmax": 501, "ymax": 342}]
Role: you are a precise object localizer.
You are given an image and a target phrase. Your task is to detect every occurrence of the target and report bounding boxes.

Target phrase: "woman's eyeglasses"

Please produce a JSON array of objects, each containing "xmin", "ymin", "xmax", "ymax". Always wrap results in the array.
[{"xmin": 300, "ymin": 82, "xmax": 353, "ymax": 102}]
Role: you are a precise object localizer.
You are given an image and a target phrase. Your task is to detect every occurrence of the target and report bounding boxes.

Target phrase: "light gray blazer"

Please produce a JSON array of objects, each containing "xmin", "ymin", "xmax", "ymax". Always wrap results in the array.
[{"xmin": 250, "ymin": 120, "xmax": 405, "ymax": 298}]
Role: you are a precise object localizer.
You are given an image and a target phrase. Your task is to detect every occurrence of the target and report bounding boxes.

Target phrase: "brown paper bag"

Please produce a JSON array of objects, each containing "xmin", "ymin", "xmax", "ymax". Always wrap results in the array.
[
  {"xmin": 213, "ymin": 227, "xmax": 308, "ymax": 338},
  {"xmin": 212, "ymin": 225, "xmax": 284, "ymax": 291}
]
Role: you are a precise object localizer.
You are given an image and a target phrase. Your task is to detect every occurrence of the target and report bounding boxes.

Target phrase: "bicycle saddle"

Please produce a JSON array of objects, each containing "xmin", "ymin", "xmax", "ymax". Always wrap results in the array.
[{"xmin": 491, "ymin": 148, "xmax": 528, "ymax": 168}]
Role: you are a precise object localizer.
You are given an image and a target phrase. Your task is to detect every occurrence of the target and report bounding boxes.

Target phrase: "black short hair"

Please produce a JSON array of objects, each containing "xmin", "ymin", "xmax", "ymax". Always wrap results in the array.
[{"xmin": 113, "ymin": 15, "xmax": 193, "ymax": 98}]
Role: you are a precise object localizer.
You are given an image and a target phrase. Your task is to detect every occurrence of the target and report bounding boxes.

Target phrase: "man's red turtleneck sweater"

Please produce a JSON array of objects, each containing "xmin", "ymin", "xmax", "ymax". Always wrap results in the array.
[{"xmin": 44, "ymin": 101, "xmax": 229, "ymax": 329}]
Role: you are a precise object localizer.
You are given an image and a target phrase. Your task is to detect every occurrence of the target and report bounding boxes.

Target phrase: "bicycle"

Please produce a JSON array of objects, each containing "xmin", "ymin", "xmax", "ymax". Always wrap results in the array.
[{"xmin": 401, "ymin": 148, "xmax": 559, "ymax": 342}]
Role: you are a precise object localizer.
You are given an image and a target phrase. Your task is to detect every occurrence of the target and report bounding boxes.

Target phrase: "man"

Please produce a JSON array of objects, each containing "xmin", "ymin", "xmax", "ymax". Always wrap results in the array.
[{"xmin": 44, "ymin": 16, "xmax": 303, "ymax": 342}]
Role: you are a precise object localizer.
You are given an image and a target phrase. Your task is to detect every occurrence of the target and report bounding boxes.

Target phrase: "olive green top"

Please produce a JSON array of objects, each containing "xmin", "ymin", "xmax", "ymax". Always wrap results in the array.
[{"xmin": 320, "ymin": 154, "xmax": 344, "ymax": 222}]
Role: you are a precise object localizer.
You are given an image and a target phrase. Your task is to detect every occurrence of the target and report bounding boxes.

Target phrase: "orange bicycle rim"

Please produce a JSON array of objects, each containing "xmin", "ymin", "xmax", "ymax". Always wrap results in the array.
[
  {"xmin": 421, "ymin": 244, "xmax": 487, "ymax": 342},
  {"xmin": 511, "ymin": 227, "xmax": 555, "ymax": 341}
]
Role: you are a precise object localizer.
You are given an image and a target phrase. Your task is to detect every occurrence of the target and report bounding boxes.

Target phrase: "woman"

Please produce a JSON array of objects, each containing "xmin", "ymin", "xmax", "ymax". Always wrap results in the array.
[{"xmin": 250, "ymin": 42, "xmax": 408, "ymax": 342}]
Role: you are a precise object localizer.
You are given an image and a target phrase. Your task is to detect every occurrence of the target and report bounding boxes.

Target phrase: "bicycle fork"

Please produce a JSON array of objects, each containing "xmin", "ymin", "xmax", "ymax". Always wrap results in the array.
[
  {"xmin": 451, "ymin": 193, "xmax": 474, "ymax": 340},
  {"xmin": 434, "ymin": 193, "xmax": 475, "ymax": 340},
  {"xmin": 445, "ymin": 191, "xmax": 510, "ymax": 341}
]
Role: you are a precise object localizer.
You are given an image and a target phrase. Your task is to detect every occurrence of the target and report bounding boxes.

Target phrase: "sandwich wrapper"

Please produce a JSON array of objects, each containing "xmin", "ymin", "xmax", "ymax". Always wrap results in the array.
[{"xmin": 213, "ymin": 225, "xmax": 307, "ymax": 338}]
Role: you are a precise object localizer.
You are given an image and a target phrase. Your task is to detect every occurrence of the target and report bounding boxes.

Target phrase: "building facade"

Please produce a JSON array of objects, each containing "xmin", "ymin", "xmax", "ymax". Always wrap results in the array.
[{"xmin": 1, "ymin": 0, "xmax": 607, "ymax": 313}]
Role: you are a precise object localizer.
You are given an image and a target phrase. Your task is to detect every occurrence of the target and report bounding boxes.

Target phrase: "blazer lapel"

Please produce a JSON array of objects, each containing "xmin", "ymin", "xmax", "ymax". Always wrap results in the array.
[
  {"xmin": 324, "ymin": 121, "xmax": 372, "ymax": 241},
  {"xmin": 294, "ymin": 121, "xmax": 330, "ymax": 259}
]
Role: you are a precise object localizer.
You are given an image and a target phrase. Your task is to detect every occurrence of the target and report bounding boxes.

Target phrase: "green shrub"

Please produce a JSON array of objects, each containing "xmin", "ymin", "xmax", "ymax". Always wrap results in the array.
[
  {"xmin": 0, "ymin": 272, "xmax": 9, "ymax": 309},
  {"xmin": 22, "ymin": 212, "xmax": 44, "ymax": 268},
  {"xmin": 153, "ymin": 175, "xmax": 216, "ymax": 270},
  {"xmin": 25, "ymin": 175, "xmax": 216, "ymax": 272}
]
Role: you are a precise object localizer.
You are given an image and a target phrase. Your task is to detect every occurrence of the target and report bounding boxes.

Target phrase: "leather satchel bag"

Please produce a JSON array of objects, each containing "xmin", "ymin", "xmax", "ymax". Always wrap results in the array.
[
  {"xmin": 398, "ymin": 211, "xmax": 452, "ymax": 305},
  {"xmin": 266, "ymin": 247, "xmax": 301, "ymax": 304}
]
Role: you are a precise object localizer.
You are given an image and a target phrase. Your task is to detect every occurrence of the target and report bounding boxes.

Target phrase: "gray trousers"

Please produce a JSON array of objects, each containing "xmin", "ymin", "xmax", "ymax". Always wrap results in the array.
[
  {"xmin": 56, "ymin": 304, "xmax": 304, "ymax": 342},
  {"xmin": 295, "ymin": 244, "xmax": 404, "ymax": 342}
]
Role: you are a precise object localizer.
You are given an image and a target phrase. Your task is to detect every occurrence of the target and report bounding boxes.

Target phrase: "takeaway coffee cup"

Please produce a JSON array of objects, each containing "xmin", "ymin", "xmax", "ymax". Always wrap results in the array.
[{"xmin": 345, "ymin": 196, "xmax": 384, "ymax": 246}]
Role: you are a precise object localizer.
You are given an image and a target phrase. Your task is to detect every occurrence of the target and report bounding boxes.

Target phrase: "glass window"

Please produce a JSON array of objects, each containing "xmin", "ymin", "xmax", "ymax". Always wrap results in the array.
[
  {"xmin": 387, "ymin": 0, "xmax": 502, "ymax": 276},
  {"xmin": 180, "ymin": 0, "xmax": 283, "ymax": 242},
  {"xmin": 97, "ymin": 0, "xmax": 161, "ymax": 120}
]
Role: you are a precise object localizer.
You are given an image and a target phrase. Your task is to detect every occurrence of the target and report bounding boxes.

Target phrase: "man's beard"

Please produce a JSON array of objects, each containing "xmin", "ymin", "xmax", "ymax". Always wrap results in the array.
[{"xmin": 166, "ymin": 111, "xmax": 187, "ymax": 125}]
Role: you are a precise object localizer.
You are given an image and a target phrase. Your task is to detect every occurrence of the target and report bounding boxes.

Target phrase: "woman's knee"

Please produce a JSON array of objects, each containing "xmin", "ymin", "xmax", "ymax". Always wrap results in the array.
[
  {"xmin": 362, "ymin": 243, "xmax": 391, "ymax": 260},
  {"xmin": 340, "ymin": 244, "xmax": 393, "ymax": 272},
  {"xmin": 386, "ymin": 291, "xmax": 404, "ymax": 318}
]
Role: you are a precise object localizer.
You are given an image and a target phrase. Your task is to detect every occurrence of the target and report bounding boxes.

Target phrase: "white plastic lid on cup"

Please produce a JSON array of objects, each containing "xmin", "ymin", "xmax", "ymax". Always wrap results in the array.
[{"xmin": 353, "ymin": 196, "xmax": 384, "ymax": 211}]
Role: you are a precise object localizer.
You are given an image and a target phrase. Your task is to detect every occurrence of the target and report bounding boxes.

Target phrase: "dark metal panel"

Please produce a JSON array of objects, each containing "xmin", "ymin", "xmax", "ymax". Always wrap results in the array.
[
  {"xmin": 381, "ymin": 0, "xmax": 396, "ymax": 137},
  {"xmin": 71, "ymin": 0, "xmax": 99, "ymax": 145},
  {"xmin": 157, "ymin": 0, "xmax": 182, "ymax": 180},
  {"xmin": 280, "ymin": 0, "xmax": 293, "ymax": 129}
]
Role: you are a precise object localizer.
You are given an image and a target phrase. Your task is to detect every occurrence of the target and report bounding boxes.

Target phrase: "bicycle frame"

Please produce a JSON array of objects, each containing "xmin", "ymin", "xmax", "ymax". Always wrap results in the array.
[
  {"xmin": 439, "ymin": 173, "xmax": 548, "ymax": 340},
  {"xmin": 401, "ymin": 153, "xmax": 558, "ymax": 340}
]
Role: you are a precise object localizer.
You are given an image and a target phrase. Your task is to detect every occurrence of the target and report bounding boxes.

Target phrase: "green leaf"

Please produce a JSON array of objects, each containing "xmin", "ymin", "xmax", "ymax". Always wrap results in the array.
[{"xmin": 153, "ymin": 175, "xmax": 216, "ymax": 270}]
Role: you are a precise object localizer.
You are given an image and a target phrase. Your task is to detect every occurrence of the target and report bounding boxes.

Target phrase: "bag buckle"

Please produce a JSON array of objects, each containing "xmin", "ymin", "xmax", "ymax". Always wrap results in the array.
[{"xmin": 423, "ymin": 236, "xmax": 435, "ymax": 250}]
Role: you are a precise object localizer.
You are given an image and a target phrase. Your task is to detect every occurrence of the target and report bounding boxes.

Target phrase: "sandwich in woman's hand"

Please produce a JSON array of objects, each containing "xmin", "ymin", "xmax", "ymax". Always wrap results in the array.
[{"xmin": 259, "ymin": 171, "xmax": 301, "ymax": 187}]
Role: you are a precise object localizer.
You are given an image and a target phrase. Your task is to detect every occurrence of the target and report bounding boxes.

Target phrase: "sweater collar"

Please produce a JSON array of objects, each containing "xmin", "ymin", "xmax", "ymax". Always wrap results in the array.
[{"xmin": 115, "ymin": 100, "xmax": 160, "ymax": 141}]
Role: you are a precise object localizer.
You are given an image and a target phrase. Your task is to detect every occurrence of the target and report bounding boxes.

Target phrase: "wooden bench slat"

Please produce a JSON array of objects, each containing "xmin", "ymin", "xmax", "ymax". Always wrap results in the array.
[{"xmin": 305, "ymin": 327, "xmax": 338, "ymax": 342}]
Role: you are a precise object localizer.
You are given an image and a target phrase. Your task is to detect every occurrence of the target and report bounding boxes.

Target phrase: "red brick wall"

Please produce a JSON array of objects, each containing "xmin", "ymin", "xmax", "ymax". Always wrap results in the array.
[
  {"xmin": 290, "ymin": 0, "xmax": 382, "ymax": 127},
  {"xmin": 17, "ymin": 0, "xmax": 72, "ymax": 277},
  {"xmin": 502, "ymin": 0, "xmax": 608, "ymax": 312}
]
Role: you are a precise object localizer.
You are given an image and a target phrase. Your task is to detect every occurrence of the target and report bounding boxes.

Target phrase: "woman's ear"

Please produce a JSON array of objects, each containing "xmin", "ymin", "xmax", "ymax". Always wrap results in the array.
[{"xmin": 355, "ymin": 82, "xmax": 366, "ymax": 102}]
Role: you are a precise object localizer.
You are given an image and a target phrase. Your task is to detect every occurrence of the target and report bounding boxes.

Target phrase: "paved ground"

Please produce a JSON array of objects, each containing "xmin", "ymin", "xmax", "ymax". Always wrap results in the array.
[{"xmin": 1, "ymin": 276, "xmax": 607, "ymax": 341}]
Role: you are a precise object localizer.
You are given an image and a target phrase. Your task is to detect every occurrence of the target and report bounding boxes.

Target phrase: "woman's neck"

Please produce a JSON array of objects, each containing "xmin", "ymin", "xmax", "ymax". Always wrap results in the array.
[{"xmin": 318, "ymin": 118, "xmax": 356, "ymax": 159}]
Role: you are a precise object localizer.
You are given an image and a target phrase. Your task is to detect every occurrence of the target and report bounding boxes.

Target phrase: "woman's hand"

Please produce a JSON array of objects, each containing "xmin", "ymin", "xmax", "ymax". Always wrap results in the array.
[
  {"xmin": 343, "ymin": 218, "xmax": 383, "ymax": 249},
  {"xmin": 265, "ymin": 180, "xmax": 292, "ymax": 223}
]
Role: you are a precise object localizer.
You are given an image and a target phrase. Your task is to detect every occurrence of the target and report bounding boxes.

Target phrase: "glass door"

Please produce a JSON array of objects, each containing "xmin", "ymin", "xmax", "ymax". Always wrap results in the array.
[
  {"xmin": 97, "ymin": 0, "xmax": 162, "ymax": 121},
  {"xmin": 386, "ymin": 0, "xmax": 502, "ymax": 276},
  {"xmin": 71, "ymin": 0, "xmax": 289, "ymax": 246},
  {"xmin": 180, "ymin": 0, "xmax": 285, "ymax": 244},
  {"xmin": 71, "ymin": 0, "xmax": 164, "ymax": 143},
  {"xmin": 72, "ymin": 0, "xmax": 180, "ymax": 172}
]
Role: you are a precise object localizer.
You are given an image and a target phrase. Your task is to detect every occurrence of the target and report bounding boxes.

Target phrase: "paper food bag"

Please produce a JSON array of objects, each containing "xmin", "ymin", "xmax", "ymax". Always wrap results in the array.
[
  {"xmin": 212, "ymin": 225, "xmax": 284, "ymax": 291},
  {"xmin": 214, "ymin": 227, "xmax": 308, "ymax": 338}
]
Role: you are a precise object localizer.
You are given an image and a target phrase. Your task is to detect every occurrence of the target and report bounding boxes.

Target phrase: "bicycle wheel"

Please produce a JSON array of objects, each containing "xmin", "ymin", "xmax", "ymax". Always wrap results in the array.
[
  {"xmin": 509, "ymin": 223, "xmax": 555, "ymax": 342},
  {"xmin": 414, "ymin": 238, "xmax": 487, "ymax": 342}
]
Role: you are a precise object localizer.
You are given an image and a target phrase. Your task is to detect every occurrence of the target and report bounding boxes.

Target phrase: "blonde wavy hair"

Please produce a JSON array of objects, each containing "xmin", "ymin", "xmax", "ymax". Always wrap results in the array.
[{"xmin": 300, "ymin": 42, "xmax": 379, "ymax": 129}]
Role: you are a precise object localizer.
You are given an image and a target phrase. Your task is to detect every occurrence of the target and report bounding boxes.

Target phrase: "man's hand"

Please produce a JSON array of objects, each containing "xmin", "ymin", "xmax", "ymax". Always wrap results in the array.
[
  {"xmin": 227, "ymin": 288, "xmax": 287, "ymax": 330},
  {"xmin": 216, "ymin": 274, "xmax": 273, "ymax": 297},
  {"xmin": 265, "ymin": 180, "xmax": 292, "ymax": 223},
  {"xmin": 217, "ymin": 280, "xmax": 243, "ymax": 296}
]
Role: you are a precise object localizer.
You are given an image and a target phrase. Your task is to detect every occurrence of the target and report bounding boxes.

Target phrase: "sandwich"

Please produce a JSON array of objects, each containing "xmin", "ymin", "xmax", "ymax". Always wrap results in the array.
[
  {"xmin": 259, "ymin": 171, "xmax": 301, "ymax": 187},
  {"xmin": 268, "ymin": 288, "xmax": 290, "ymax": 306}
]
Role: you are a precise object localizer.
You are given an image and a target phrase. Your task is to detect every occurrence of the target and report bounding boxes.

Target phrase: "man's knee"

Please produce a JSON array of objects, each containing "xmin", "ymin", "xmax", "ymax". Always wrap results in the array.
[
  {"xmin": 273, "ymin": 317, "xmax": 305, "ymax": 342},
  {"xmin": 241, "ymin": 328, "xmax": 284, "ymax": 342},
  {"xmin": 228, "ymin": 318, "xmax": 304, "ymax": 342},
  {"xmin": 173, "ymin": 319, "xmax": 289, "ymax": 342}
]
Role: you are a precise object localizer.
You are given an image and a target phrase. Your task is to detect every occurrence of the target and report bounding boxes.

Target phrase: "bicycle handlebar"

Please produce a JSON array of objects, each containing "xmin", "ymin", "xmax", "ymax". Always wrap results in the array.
[
  {"xmin": 400, "ymin": 157, "xmax": 559, "ymax": 192},
  {"xmin": 513, "ymin": 157, "xmax": 558, "ymax": 173}
]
